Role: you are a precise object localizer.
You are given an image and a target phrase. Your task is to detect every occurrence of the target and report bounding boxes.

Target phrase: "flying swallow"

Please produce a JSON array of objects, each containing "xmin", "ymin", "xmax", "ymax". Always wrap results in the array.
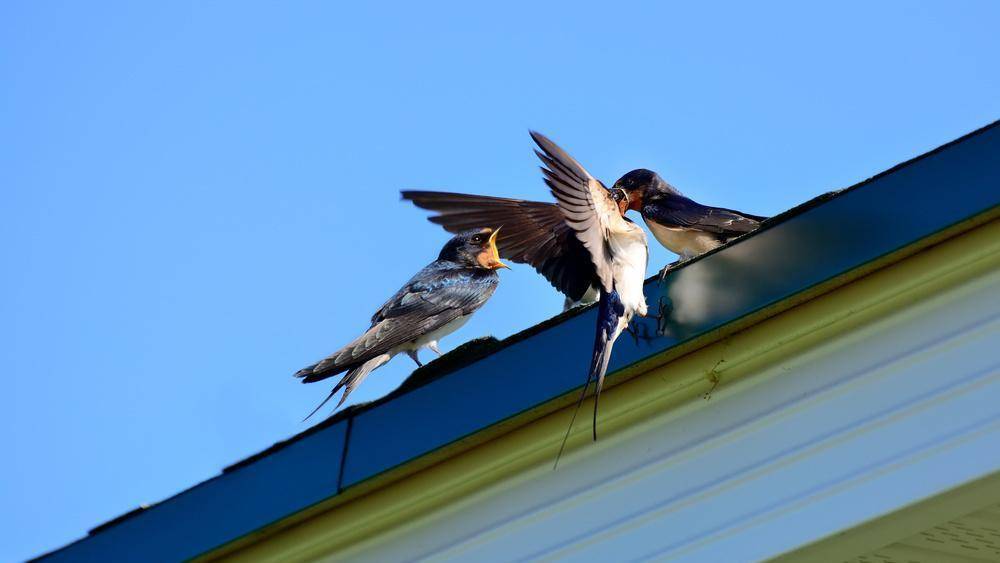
[
  {"xmin": 611, "ymin": 169, "xmax": 767, "ymax": 272},
  {"xmin": 527, "ymin": 132, "xmax": 650, "ymax": 463},
  {"xmin": 401, "ymin": 191, "xmax": 601, "ymax": 309},
  {"xmin": 295, "ymin": 228, "xmax": 508, "ymax": 419}
]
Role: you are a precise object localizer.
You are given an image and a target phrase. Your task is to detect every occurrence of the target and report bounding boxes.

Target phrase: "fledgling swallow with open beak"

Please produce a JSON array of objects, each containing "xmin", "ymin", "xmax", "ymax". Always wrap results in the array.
[
  {"xmin": 295, "ymin": 228, "xmax": 507, "ymax": 419},
  {"xmin": 611, "ymin": 169, "xmax": 768, "ymax": 274}
]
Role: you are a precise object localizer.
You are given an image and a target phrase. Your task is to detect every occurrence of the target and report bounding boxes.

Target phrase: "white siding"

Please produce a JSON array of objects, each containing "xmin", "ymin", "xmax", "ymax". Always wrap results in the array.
[
  {"xmin": 334, "ymin": 268, "xmax": 1000, "ymax": 563},
  {"xmin": 845, "ymin": 501, "xmax": 1000, "ymax": 562}
]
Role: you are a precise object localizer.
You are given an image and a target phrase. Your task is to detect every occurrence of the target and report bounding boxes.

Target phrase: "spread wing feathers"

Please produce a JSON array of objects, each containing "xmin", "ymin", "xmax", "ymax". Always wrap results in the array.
[
  {"xmin": 530, "ymin": 131, "xmax": 622, "ymax": 293},
  {"xmin": 401, "ymin": 191, "xmax": 598, "ymax": 302},
  {"xmin": 645, "ymin": 196, "xmax": 767, "ymax": 237},
  {"xmin": 295, "ymin": 267, "xmax": 496, "ymax": 383}
]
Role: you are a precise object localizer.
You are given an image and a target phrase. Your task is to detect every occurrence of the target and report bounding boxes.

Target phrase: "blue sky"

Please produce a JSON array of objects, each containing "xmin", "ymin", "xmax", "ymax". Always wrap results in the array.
[{"xmin": 2, "ymin": 1, "xmax": 998, "ymax": 560}]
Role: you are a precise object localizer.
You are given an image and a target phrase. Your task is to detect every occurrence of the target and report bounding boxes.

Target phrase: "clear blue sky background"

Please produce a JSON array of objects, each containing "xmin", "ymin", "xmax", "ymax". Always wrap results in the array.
[{"xmin": 3, "ymin": 2, "xmax": 998, "ymax": 560}]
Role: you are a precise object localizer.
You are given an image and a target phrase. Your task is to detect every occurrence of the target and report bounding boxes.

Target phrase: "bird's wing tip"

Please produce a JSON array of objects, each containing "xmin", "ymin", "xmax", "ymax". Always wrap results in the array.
[{"xmin": 529, "ymin": 130, "xmax": 556, "ymax": 152}]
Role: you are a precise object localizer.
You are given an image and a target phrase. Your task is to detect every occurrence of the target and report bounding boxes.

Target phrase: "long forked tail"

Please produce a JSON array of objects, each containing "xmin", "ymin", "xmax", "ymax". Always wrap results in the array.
[
  {"xmin": 302, "ymin": 353, "xmax": 392, "ymax": 421},
  {"xmin": 554, "ymin": 289, "xmax": 625, "ymax": 468}
]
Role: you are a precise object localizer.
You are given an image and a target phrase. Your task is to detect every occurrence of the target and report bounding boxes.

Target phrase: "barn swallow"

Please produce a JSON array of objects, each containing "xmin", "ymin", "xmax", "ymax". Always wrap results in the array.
[
  {"xmin": 611, "ymin": 169, "xmax": 767, "ymax": 273},
  {"xmin": 528, "ymin": 132, "xmax": 650, "ymax": 465},
  {"xmin": 401, "ymin": 190, "xmax": 601, "ymax": 310},
  {"xmin": 296, "ymin": 228, "xmax": 508, "ymax": 419}
]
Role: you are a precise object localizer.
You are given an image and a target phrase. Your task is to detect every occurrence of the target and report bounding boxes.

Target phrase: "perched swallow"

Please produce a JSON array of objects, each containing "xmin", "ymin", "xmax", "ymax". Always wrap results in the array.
[
  {"xmin": 528, "ymin": 132, "xmax": 649, "ymax": 463},
  {"xmin": 296, "ymin": 228, "xmax": 508, "ymax": 419},
  {"xmin": 401, "ymin": 191, "xmax": 601, "ymax": 309},
  {"xmin": 611, "ymin": 169, "xmax": 767, "ymax": 269}
]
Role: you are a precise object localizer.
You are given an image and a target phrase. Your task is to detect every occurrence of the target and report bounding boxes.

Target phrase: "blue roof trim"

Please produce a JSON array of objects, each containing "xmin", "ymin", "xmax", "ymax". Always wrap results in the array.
[
  {"xmin": 36, "ymin": 421, "xmax": 347, "ymax": 563},
  {"xmin": 33, "ymin": 121, "xmax": 1000, "ymax": 562}
]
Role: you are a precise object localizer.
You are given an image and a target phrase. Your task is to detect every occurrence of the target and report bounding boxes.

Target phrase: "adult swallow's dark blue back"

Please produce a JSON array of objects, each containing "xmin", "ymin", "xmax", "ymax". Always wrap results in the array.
[
  {"xmin": 295, "ymin": 228, "xmax": 508, "ymax": 419},
  {"xmin": 612, "ymin": 169, "xmax": 767, "ymax": 263},
  {"xmin": 528, "ymin": 132, "xmax": 649, "ymax": 462}
]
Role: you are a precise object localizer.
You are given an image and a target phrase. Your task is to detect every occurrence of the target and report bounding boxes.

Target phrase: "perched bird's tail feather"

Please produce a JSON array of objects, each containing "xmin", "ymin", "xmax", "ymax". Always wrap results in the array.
[
  {"xmin": 554, "ymin": 289, "xmax": 625, "ymax": 468},
  {"xmin": 295, "ymin": 329, "xmax": 381, "ymax": 383},
  {"xmin": 714, "ymin": 207, "xmax": 769, "ymax": 229},
  {"xmin": 302, "ymin": 353, "xmax": 392, "ymax": 421},
  {"xmin": 295, "ymin": 356, "xmax": 348, "ymax": 383}
]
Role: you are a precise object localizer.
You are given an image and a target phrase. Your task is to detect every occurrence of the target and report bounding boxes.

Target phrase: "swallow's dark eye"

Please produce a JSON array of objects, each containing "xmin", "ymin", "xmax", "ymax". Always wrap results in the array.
[{"xmin": 471, "ymin": 235, "xmax": 484, "ymax": 244}]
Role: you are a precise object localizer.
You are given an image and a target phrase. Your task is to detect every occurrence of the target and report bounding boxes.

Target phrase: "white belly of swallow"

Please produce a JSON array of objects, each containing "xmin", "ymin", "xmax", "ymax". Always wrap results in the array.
[
  {"xmin": 645, "ymin": 220, "xmax": 720, "ymax": 257},
  {"xmin": 610, "ymin": 227, "xmax": 649, "ymax": 318},
  {"xmin": 404, "ymin": 314, "xmax": 471, "ymax": 351}
]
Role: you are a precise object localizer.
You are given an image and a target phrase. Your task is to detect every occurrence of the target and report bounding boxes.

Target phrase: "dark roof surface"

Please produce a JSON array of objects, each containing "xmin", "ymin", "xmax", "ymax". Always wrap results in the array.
[{"xmin": 34, "ymin": 120, "xmax": 1000, "ymax": 563}]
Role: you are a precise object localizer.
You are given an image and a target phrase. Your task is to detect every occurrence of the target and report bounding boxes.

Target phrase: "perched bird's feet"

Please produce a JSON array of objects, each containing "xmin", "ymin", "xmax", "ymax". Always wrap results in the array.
[
  {"xmin": 658, "ymin": 263, "xmax": 676, "ymax": 282},
  {"xmin": 406, "ymin": 350, "xmax": 423, "ymax": 367},
  {"xmin": 659, "ymin": 255, "xmax": 697, "ymax": 282}
]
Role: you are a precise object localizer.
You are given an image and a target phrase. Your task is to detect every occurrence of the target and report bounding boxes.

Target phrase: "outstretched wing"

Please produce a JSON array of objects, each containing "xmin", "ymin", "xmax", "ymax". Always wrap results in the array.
[
  {"xmin": 401, "ymin": 191, "xmax": 598, "ymax": 302},
  {"xmin": 530, "ymin": 131, "xmax": 625, "ymax": 292},
  {"xmin": 644, "ymin": 195, "xmax": 766, "ymax": 237},
  {"xmin": 296, "ymin": 266, "xmax": 496, "ymax": 382}
]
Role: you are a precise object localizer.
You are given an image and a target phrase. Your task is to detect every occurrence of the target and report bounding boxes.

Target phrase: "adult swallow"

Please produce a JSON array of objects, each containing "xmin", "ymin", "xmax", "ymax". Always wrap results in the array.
[
  {"xmin": 528, "ymin": 132, "xmax": 649, "ymax": 462},
  {"xmin": 611, "ymin": 169, "xmax": 767, "ymax": 270},
  {"xmin": 296, "ymin": 228, "xmax": 508, "ymax": 419},
  {"xmin": 401, "ymin": 191, "xmax": 601, "ymax": 309}
]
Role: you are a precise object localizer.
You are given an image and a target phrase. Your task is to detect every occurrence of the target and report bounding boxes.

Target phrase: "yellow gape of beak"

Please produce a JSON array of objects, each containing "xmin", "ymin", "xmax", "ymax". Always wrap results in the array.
[{"xmin": 488, "ymin": 228, "xmax": 510, "ymax": 270}]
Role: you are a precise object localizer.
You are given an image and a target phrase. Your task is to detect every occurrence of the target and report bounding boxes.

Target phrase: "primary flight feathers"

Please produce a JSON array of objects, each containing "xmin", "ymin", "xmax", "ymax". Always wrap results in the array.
[
  {"xmin": 528, "ymin": 131, "xmax": 649, "ymax": 463},
  {"xmin": 530, "ymin": 130, "xmax": 628, "ymax": 294},
  {"xmin": 400, "ymin": 192, "xmax": 599, "ymax": 304}
]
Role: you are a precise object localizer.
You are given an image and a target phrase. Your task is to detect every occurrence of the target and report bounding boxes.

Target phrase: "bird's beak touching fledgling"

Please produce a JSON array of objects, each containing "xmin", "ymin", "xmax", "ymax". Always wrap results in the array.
[
  {"xmin": 612, "ymin": 188, "xmax": 630, "ymax": 216},
  {"xmin": 479, "ymin": 227, "xmax": 510, "ymax": 270}
]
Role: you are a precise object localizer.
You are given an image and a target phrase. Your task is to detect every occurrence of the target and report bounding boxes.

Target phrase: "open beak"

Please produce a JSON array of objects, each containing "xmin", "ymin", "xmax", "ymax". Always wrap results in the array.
[{"xmin": 487, "ymin": 227, "xmax": 510, "ymax": 270}]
